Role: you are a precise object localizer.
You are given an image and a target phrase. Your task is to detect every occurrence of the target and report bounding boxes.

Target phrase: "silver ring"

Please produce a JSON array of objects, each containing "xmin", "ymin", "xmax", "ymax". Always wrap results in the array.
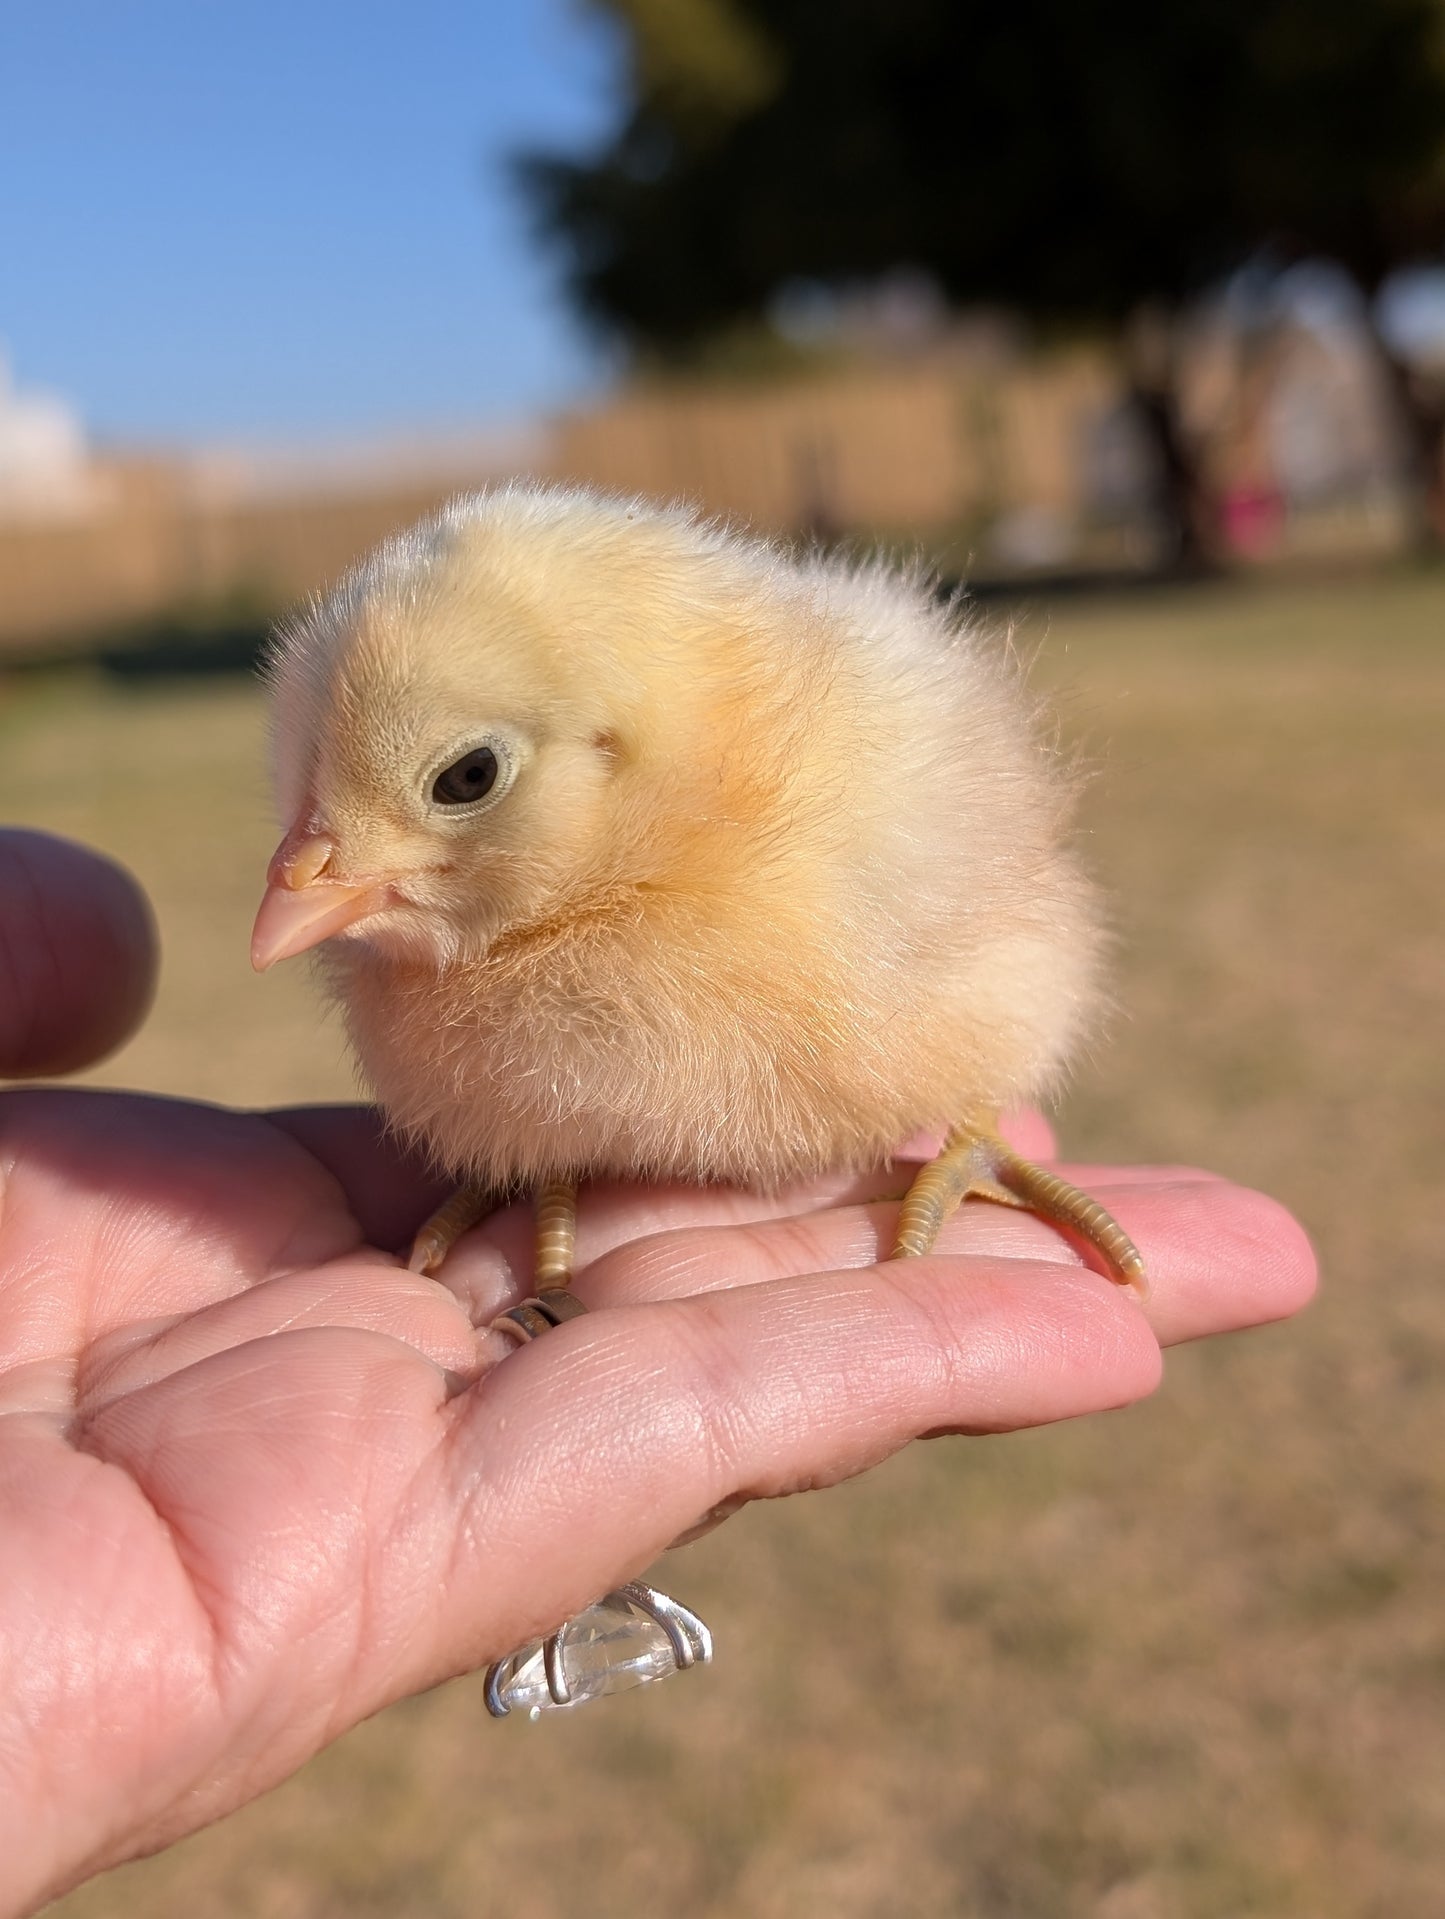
[
  {"xmin": 485, "ymin": 1582, "xmax": 714, "ymax": 1719},
  {"xmin": 479, "ymin": 1287, "xmax": 717, "ymax": 1717},
  {"xmin": 490, "ymin": 1286, "xmax": 589, "ymax": 1345}
]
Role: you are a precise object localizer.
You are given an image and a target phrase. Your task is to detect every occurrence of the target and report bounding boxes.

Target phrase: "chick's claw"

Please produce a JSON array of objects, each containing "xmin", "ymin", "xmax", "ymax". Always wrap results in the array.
[
  {"xmin": 407, "ymin": 1181, "xmax": 493, "ymax": 1277},
  {"xmin": 408, "ymin": 1174, "xmax": 580, "ymax": 1299},
  {"xmin": 893, "ymin": 1121, "xmax": 1148, "ymax": 1297}
]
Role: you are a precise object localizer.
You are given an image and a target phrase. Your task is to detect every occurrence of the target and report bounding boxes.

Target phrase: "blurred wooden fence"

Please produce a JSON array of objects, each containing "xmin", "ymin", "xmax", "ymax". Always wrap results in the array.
[
  {"xmin": 0, "ymin": 350, "xmax": 1116, "ymax": 653},
  {"xmin": 0, "ymin": 468, "xmax": 487, "ymax": 653},
  {"xmin": 554, "ymin": 351, "xmax": 1113, "ymax": 533}
]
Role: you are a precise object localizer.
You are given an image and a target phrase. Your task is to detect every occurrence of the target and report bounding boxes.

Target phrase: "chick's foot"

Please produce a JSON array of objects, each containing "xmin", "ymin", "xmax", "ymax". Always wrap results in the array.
[
  {"xmin": 487, "ymin": 1177, "xmax": 588, "ymax": 1343},
  {"xmin": 893, "ymin": 1120, "xmax": 1147, "ymax": 1295},
  {"xmin": 408, "ymin": 1182, "xmax": 493, "ymax": 1276},
  {"xmin": 408, "ymin": 1176, "xmax": 579, "ymax": 1291},
  {"xmin": 411, "ymin": 1176, "xmax": 587, "ymax": 1347}
]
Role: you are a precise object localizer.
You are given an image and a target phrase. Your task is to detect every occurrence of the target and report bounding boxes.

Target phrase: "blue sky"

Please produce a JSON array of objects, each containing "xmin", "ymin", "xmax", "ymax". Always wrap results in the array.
[{"xmin": 0, "ymin": 2, "xmax": 618, "ymax": 443}]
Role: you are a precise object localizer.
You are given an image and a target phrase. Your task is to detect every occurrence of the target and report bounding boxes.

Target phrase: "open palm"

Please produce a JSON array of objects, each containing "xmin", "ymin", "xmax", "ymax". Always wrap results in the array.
[{"xmin": 0, "ymin": 834, "xmax": 1315, "ymax": 1915}]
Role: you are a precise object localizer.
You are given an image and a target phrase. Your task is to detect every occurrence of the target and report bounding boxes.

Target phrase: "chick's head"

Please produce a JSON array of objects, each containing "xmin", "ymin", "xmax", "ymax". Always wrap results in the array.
[{"xmin": 253, "ymin": 493, "xmax": 696, "ymax": 973}]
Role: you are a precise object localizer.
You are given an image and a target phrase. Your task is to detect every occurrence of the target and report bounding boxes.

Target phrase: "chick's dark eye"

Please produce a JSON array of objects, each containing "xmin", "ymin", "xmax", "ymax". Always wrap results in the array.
[{"xmin": 432, "ymin": 746, "xmax": 500, "ymax": 806}]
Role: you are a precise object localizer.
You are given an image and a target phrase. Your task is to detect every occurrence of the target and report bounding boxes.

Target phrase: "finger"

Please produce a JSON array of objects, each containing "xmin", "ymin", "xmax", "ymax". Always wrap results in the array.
[
  {"xmin": 1077, "ymin": 1172, "xmax": 1317, "ymax": 1344},
  {"xmin": 70, "ymin": 1254, "xmax": 481, "ymax": 1413},
  {"xmin": 569, "ymin": 1107, "xmax": 1056, "ymax": 1256},
  {"xmin": 417, "ymin": 1107, "xmax": 1063, "ymax": 1320},
  {"xmin": 48, "ymin": 1263, "xmax": 1152, "ymax": 1868},
  {"xmin": 532, "ymin": 1172, "xmax": 1315, "ymax": 1351},
  {"xmin": 0, "ymin": 1091, "xmax": 383, "ymax": 1357},
  {"xmin": 894, "ymin": 1108, "xmax": 1057, "ymax": 1162},
  {"xmin": 1001, "ymin": 1108, "xmax": 1058, "ymax": 1158},
  {"xmin": 420, "ymin": 1168, "xmax": 937, "ymax": 1330},
  {"xmin": 430, "ymin": 1253, "xmax": 1164, "ymax": 1651},
  {"xmin": 264, "ymin": 1105, "xmax": 452, "ymax": 1251},
  {"xmin": 0, "ymin": 831, "xmax": 157, "ymax": 1078},
  {"xmin": 262, "ymin": 1107, "xmax": 1056, "ymax": 1268}
]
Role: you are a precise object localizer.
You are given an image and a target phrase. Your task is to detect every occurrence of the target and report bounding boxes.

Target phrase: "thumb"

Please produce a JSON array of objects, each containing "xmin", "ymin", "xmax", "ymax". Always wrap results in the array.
[{"xmin": 0, "ymin": 830, "xmax": 158, "ymax": 1078}]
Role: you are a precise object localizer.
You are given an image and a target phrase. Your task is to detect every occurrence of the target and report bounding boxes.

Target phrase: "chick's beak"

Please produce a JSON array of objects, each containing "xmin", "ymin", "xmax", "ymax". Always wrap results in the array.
[{"xmin": 250, "ymin": 829, "xmax": 392, "ymax": 971}]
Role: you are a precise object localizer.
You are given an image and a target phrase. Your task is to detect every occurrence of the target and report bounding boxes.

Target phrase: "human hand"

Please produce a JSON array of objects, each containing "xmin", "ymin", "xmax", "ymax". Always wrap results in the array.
[{"xmin": 0, "ymin": 830, "xmax": 1316, "ymax": 1916}]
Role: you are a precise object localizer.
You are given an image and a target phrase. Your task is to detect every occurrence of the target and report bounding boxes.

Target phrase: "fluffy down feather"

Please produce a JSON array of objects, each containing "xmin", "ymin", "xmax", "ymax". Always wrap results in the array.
[{"xmin": 262, "ymin": 484, "xmax": 1102, "ymax": 1193}]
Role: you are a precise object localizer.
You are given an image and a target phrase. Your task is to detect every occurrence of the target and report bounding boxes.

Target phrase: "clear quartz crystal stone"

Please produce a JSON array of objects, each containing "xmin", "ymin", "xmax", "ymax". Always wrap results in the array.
[{"xmin": 492, "ymin": 1588, "xmax": 703, "ymax": 1718}]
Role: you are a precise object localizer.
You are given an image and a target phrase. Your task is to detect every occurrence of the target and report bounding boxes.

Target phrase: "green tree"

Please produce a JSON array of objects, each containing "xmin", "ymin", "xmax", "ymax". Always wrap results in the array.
[{"xmin": 518, "ymin": 0, "xmax": 1445, "ymax": 558}]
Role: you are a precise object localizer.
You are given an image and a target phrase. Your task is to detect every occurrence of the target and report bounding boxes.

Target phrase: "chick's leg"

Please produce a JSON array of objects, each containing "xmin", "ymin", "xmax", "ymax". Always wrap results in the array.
[
  {"xmin": 408, "ymin": 1182, "xmax": 492, "ymax": 1276},
  {"xmin": 893, "ymin": 1120, "xmax": 1147, "ymax": 1295},
  {"xmin": 409, "ymin": 1177, "xmax": 582, "ymax": 1294},
  {"xmin": 533, "ymin": 1176, "xmax": 579, "ymax": 1289},
  {"xmin": 489, "ymin": 1178, "xmax": 587, "ymax": 1344}
]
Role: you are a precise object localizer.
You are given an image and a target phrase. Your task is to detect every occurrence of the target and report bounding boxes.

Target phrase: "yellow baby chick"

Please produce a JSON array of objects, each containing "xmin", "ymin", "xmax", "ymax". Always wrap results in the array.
[{"xmin": 252, "ymin": 485, "xmax": 1142, "ymax": 1296}]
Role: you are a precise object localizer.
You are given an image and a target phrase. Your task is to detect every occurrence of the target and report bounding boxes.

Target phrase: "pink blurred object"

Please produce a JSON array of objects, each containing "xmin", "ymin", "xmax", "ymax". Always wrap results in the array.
[{"xmin": 1221, "ymin": 484, "xmax": 1286, "ymax": 556}]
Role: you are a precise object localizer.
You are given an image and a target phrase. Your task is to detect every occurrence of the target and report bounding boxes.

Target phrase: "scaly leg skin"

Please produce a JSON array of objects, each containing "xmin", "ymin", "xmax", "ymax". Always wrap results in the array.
[
  {"xmin": 408, "ymin": 1181, "xmax": 493, "ymax": 1276},
  {"xmin": 489, "ymin": 1177, "xmax": 588, "ymax": 1344},
  {"xmin": 532, "ymin": 1176, "xmax": 579, "ymax": 1290},
  {"xmin": 409, "ymin": 1175, "xmax": 582, "ymax": 1294},
  {"xmin": 892, "ymin": 1118, "xmax": 1148, "ymax": 1297}
]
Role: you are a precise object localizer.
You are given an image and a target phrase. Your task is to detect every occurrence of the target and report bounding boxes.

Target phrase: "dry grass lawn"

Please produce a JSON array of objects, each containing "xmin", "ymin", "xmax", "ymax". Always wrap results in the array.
[{"xmin": 2, "ymin": 566, "xmax": 1440, "ymax": 1919}]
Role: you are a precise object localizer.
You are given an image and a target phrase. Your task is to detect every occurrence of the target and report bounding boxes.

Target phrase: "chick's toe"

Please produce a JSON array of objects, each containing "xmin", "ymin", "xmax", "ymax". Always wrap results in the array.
[
  {"xmin": 408, "ymin": 1182, "xmax": 493, "ymax": 1277},
  {"xmin": 893, "ymin": 1121, "xmax": 1147, "ymax": 1296}
]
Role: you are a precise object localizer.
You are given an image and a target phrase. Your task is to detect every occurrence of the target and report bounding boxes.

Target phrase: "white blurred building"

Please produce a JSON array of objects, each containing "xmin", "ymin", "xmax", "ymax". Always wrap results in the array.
[{"xmin": 0, "ymin": 349, "xmax": 98, "ymax": 519}]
